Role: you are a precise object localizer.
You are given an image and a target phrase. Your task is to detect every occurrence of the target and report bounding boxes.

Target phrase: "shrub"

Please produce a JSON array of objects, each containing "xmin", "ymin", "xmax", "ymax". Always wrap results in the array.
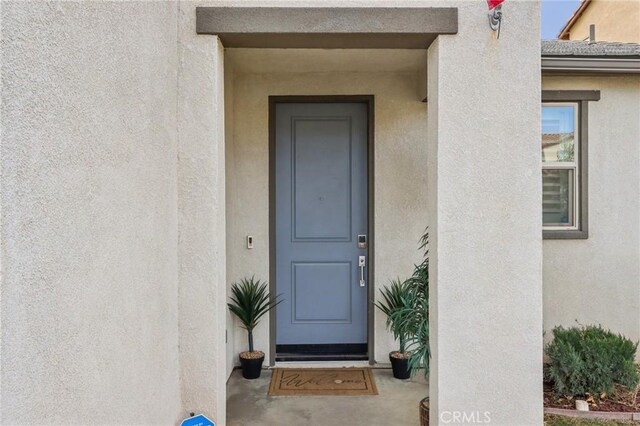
[{"xmin": 545, "ymin": 325, "xmax": 639, "ymax": 396}]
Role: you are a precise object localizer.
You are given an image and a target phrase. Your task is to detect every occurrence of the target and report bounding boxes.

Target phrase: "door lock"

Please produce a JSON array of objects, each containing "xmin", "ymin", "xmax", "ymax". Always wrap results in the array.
[
  {"xmin": 357, "ymin": 234, "xmax": 367, "ymax": 249},
  {"xmin": 358, "ymin": 256, "xmax": 366, "ymax": 287}
]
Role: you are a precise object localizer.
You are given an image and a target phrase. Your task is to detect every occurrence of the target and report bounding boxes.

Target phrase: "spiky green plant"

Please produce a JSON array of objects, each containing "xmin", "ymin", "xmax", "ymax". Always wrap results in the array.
[
  {"xmin": 228, "ymin": 277, "xmax": 281, "ymax": 353},
  {"xmin": 375, "ymin": 279, "xmax": 412, "ymax": 353},
  {"xmin": 389, "ymin": 229, "xmax": 430, "ymax": 377}
]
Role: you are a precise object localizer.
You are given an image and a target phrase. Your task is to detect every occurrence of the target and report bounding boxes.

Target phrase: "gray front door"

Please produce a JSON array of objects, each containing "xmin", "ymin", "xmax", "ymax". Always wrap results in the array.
[{"xmin": 274, "ymin": 101, "xmax": 368, "ymax": 353}]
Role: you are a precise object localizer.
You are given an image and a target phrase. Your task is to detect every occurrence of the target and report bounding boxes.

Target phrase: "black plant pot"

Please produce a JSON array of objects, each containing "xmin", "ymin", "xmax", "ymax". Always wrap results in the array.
[
  {"xmin": 390, "ymin": 353, "xmax": 411, "ymax": 379},
  {"xmin": 239, "ymin": 353, "xmax": 265, "ymax": 379}
]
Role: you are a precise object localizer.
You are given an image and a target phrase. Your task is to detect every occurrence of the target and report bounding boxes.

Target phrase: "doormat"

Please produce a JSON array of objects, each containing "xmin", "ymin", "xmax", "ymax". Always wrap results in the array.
[{"xmin": 268, "ymin": 368, "xmax": 378, "ymax": 396}]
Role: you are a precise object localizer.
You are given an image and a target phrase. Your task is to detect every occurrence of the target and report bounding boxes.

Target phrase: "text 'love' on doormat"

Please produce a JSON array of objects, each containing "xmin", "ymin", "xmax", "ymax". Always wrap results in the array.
[{"xmin": 268, "ymin": 368, "xmax": 378, "ymax": 396}]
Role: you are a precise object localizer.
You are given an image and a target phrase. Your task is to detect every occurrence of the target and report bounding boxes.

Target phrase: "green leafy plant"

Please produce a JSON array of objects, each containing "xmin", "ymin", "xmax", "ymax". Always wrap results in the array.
[
  {"xmin": 545, "ymin": 324, "xmax": 639, "ymax": 396},
  {"xmin": 228, "ymin": 277, "xmax": 282, "ymax": 353},
  {"xmin": 389, "ymin": 229, "xmax": 430, "ymax": 377},
  {"xmin": 375, "ymin": 279, "xmax": 412, "ymax": 353},
  {"xmin": 557, "ymin": 140, "xmax": 575, "ymax": 162}
]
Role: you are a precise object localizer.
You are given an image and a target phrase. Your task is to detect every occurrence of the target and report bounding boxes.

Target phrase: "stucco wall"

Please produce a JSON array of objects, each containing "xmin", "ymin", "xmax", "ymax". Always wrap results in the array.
[
  {"xmin": 1, "ymin": 2, "xmax": 181, "ymax": 424},
  {"xmin": 176, "ymin": 2, "xmax": 227, "ymax": 422},
  {"xmin": 542, "ymin": 75, "xmax": 640, "ymax": 359},
  {"xmin": 224, "ymin": 50, "xmax": 238, "ymax": 380},
  {"xmin": 225, "ymin": 49, "xmax": 429, "ymax": 369},
  {"xmin": 564, "ymin": 0, "xmax": 640, "ymax": 43},
  {"xmin": 427, "ymin": 1, "xmax": 542, "ymax": 424}
]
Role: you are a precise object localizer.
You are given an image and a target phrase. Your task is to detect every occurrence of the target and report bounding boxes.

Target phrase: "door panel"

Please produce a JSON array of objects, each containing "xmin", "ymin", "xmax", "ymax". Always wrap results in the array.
[
  {"xmin": 275, "ymin": 102, "xmax": 368, "ymax": 347},
  {"xmin": 292, "ymin": 118, "xmax": 352, "ymax": 241},
  {"xmin": 292, "ymin": 262, "xmax": 351, "ymax": 322}
]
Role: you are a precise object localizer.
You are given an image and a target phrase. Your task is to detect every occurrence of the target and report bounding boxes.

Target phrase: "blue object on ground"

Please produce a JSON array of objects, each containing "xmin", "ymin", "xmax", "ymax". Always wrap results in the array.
[{"xmin": 180, "ymin": 414, "xmax": 215, "ymax": 426}]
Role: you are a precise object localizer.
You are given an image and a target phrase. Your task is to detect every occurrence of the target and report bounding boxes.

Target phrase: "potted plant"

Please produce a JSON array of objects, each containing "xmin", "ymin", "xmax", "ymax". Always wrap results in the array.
[
  {"xmin": 390, "ymin": 230, "xmax": 430, "ymax": 424},
  {"xmin": 375, "ymin": 278, "xmax": 413, "ymax": 379},
  {"xmin": 228, "ymin": 277, "xmax": 281, "ymax": 379}
]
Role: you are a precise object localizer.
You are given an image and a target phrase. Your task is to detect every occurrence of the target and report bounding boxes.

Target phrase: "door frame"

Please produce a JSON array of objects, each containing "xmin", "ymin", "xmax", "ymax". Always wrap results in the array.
[{"xmin": 268, "ymin": 95, "xmax": 375, "ymax": 366}]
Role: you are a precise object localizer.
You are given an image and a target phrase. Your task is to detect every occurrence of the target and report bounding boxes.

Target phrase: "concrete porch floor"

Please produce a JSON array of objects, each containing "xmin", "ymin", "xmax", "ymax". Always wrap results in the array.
[{"xmin": 227, "ymin": 367, "xmax": 428, "ymax": 426}]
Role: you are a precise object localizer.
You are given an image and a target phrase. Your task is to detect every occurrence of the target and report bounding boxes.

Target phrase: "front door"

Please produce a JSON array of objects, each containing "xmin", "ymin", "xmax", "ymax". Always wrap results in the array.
[{"xmin": 274, "ymin": 100, "xmax": 369, "ymax": 360}]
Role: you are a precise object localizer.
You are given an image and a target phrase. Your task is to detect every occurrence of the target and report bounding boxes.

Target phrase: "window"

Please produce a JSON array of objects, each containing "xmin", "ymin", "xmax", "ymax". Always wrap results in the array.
[
  {"xmin": 542, "ymin": 104, "xmax": 578, "ymax": 228},
  {"xmin": 541, "ymin": 91, "xmax": 599, "ymax": 239}
]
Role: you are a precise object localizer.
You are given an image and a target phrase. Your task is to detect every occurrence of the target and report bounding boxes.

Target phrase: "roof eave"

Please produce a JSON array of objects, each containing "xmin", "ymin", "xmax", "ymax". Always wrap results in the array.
[{"xmin": 541, "ymin": 56, "xmax": 640, "ymax": 74}]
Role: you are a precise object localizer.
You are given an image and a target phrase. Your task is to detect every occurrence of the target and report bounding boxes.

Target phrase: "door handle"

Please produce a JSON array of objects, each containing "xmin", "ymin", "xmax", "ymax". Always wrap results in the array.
[{"xmin": 358, "ymin": 256, "xmax": 366, "ymax": 287}]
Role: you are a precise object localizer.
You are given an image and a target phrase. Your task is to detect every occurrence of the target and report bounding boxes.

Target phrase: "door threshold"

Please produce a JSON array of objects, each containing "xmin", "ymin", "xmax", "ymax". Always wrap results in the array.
[
  {"xmin": 275, "ymin": 353, "xmax": 368, "ymax": 362},
  {"xmin": 273, "ymin": 360, "xmax": 374, "ymax": 369},
  {"xmin": 275, "ymin": 343, "xmax": 367, "ymax": 360}
]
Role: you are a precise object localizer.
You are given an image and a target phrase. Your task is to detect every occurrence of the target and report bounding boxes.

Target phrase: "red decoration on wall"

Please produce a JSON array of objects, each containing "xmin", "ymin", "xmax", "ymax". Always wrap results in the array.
[{"xmin": 487, "ymin": 0, "xmax": 505, "ymax": 10}]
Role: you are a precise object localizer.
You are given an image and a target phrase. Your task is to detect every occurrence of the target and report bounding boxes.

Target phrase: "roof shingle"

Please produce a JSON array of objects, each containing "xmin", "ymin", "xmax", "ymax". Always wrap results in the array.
[{"xmin": 542, "ymin": 40, "xmax": 640, "ymax": 58}]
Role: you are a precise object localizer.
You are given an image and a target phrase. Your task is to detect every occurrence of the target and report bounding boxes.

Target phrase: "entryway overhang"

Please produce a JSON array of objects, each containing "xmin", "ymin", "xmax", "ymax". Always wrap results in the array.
[{"xmin": 195, "ymin": 7, "xmax": 458, "ymax": 49}]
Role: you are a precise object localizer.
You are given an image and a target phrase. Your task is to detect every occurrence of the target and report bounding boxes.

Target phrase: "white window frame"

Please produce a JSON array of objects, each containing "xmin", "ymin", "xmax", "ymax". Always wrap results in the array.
[{"xmin": 542, "ymin": 102, "xmax": 580, "ymax": 232}]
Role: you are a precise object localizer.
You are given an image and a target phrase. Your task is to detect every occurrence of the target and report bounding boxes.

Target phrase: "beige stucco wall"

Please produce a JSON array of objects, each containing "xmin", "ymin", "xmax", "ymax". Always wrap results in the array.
[
  {"xmin": 1, "ymin": 1, "xmax": 229, "ymax": 423},
  {"xmin": 564, "ymin": 0, "xmax": 640, "ymax": 43},
  {"xmin": 225, "ymin": 49, "xmax": 429, "ymax": 371},
  {"xmin": 427, "ymin": 1, "xmax": 542, "ymax": 424},
  {"xmin": 177, "ymin": 2, "xmax": 227, "ymax": 422},
  {"xmin": 1, "ymin": 2, "xmax": 182, "ymax": 424},
  {"xmin": 542, "ymin": 75, "xmax": 640, "ymax": 360},
  {"xmin": 224, "ymin": 50, "xmax": 238, "ymax": 381}
]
